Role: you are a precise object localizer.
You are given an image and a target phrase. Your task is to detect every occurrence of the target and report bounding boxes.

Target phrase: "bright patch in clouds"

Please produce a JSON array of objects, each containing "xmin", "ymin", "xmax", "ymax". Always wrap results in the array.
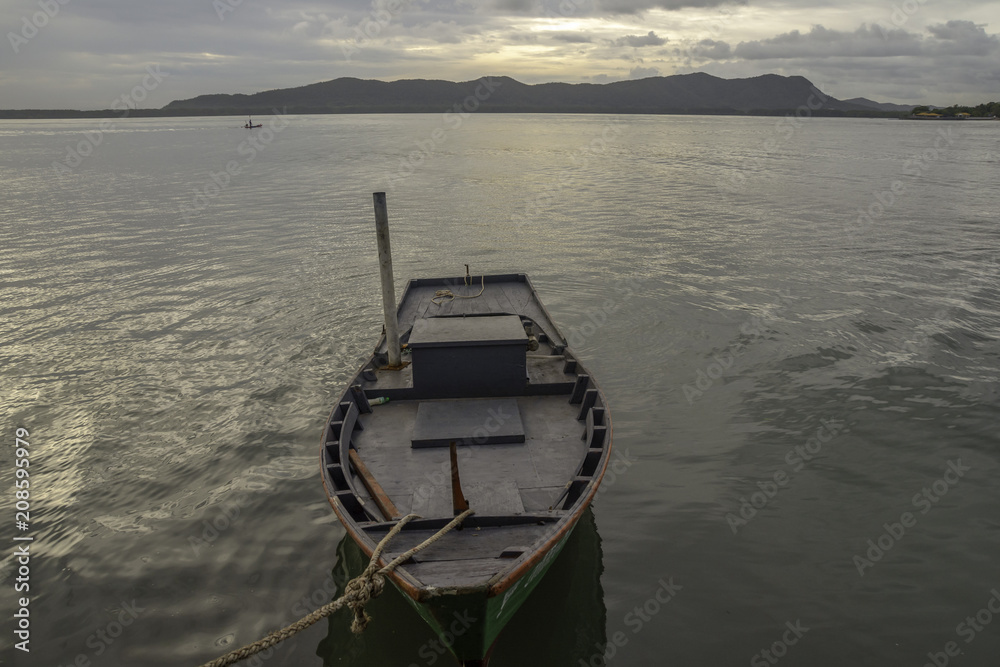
[{"xmin": 531, "ymin": 19, "xmax": 591, "ymax": 32}]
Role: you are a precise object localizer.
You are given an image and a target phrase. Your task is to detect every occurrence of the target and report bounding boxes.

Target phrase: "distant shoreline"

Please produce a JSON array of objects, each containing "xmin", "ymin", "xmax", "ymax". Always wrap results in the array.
[
  {"xmin": 903, "ymin": 116, "xmax": 998, "ymax": 121},
  {"xmin": 0, "ymin": 108, "xmax": 908, "ymax": 120}
]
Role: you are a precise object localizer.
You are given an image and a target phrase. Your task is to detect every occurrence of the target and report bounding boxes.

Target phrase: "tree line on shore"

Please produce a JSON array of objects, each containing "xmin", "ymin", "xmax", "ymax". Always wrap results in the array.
[{"xmin": 912, "ymin": 101, "xmax": 1000, "ymax": 117}]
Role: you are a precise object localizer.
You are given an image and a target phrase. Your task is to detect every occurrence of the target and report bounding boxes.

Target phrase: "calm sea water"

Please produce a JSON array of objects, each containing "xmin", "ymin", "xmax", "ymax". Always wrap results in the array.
[{"xmin": 1, "ymin": 113, "xmax": 999, "ymax": 667}]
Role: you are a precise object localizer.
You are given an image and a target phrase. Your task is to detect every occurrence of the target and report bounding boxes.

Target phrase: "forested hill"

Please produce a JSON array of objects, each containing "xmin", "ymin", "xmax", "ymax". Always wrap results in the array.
[{"xmin": 161, "ymin": 73, "xmax": 873, "ymax": 114}]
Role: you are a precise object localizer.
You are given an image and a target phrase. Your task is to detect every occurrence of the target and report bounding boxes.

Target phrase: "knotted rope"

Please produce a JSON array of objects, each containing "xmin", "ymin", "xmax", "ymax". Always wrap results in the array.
[{"xmin": 199, "ymin": 509, "xmax": 475, "ymax": 667}]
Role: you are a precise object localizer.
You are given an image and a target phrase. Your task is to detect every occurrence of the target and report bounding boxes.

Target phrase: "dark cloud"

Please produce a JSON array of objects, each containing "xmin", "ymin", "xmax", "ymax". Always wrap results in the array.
[
  {"xmin": 614, "ymin": 30, "xmax": 667, "ymax": 47},
  {"xmin": 730, "ymin": 22, "xmax": 999, "ymax": 60},
  {"xmin": 683, "ymin": 20, "xmax": 1000, "ymax": 104},
  {"xmin": 628, "ymin": 64, "xmax": 661, "ymax": 78},
  {"xmin": 689, "ymin": 38, "xmax": 731, "ymax": 59},
  {"xmin": 927, "ymin": 20, "xmax": 999, "ymax": 55},
  {"xmin": 587, "ymin": 72, "xmax": 619, "ymax": 83},
  {"xmin": 550, "ymin": 32, "xmax": 594, "ymax": 43},
  {"xmin": 734, "ymin": 25, "xmax": 923, "ymax": 59},
  {"xmin": 928, "ymin": 19, "xmax": 988, "ymax": 40}
]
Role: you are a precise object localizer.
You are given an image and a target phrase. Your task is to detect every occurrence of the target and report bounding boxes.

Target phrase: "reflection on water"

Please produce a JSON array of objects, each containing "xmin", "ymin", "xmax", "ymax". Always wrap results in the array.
[
  {"xmin": 317, "ymin": 507, "xmax": 606, "ymax": 666},
  {"xmin": 2, "ymin": 114, "xmax": 999, "ymax": 666}
]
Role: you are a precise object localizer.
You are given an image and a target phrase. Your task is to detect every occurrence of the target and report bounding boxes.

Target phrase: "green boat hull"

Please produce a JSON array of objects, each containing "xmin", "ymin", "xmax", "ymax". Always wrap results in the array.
[{"xmin": 399, "ymin": 522, "xmax": 576, "ymax": 663}]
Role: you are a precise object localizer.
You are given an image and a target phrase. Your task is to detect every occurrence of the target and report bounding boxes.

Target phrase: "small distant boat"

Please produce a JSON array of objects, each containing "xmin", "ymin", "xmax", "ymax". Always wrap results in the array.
[
  {"xmin": 244, "ymin": 116, "xmax": 261, "ymax": 128},
  {"xmin": 320, "ymin": 195, "xmax": 613, "ymax": 666}
]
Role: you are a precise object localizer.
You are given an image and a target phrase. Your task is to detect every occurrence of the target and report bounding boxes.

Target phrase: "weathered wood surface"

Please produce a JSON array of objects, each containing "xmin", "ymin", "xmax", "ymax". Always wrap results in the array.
[
  {"xmin": 349, "ymin": 448, "xmax": 401, "ymax": 521},
  {"xmin": 351, "ymin": 395, "xmax": 585, "ymax": 519},
  {"xmin": 411, "ymin": 399, "xmax": 525, "ymax": 448},
  {"xmin": 378, "ymin": 523, "xmax": 547, "ymax": 564},
  {"xmin": 373, "ymin": 193, "xmax": 401, "ymax": 367},
  {"xmin": 412, "ymin": 479, "xmax": 525, "ymax": 518},
  {"xmin": 385, "ymin": 277, "xmax": 565, "ymax": 356},
  {"xmin": 404, "ymin": 559, "xmax": 504, "ymax": 590}
]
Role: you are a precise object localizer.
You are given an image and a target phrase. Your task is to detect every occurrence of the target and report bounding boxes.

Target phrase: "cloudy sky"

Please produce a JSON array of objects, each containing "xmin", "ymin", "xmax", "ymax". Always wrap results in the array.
[{"xmin": 2, "ymin": 0, "xmax": 998, "ymax": 109}]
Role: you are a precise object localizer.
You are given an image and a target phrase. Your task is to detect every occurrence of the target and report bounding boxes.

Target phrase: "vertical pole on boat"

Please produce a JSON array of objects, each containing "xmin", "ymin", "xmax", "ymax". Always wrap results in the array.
[{"xmin": 373, "ymin": 192, "xmax": 402, "ymax": 368}]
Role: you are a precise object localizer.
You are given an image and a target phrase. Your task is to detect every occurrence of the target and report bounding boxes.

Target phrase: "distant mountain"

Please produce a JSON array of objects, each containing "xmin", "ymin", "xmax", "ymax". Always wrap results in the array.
[
  {"xmin": 842, "ymin": 97, "xmax": 916, "ymax": 113},
  {"xmin": 163, "ymin": 73, "xmax": 877, "ymax": 114}
]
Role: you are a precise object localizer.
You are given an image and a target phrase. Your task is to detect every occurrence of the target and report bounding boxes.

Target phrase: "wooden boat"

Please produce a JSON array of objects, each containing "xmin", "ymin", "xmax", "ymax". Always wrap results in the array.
[{"xmin": 320, "ymin": 272, "xmax": 613, "ymax": 665}]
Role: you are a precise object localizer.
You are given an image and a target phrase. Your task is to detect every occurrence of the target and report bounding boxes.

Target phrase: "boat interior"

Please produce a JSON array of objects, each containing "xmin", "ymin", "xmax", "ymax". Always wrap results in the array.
[{"xmin": 321, "ymin": 275, "xmax": 610, "ymax": 590}]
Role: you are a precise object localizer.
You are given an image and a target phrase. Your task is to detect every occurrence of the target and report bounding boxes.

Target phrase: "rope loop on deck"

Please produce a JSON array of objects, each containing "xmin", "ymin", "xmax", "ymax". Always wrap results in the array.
[
  {"xmin": 431, "ymin": 273, "xmax": 485, "ymax": 305},
  {"xmin": 198, "ymin": 509, "xmax": 475, "ymax": 667}
]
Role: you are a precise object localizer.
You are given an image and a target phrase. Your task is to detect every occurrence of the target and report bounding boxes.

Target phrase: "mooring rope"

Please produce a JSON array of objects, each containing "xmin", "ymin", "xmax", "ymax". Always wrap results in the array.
[
  {"xmin": 199, "ymin": 509, "xmax": 475, "ymax": 667},
  {"xmin": 432, "ymin": 272, "xmax": 486, "ymax": 305}
]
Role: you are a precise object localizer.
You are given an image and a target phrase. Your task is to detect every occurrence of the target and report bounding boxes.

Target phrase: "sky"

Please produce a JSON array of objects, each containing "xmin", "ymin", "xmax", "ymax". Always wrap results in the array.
[{"xmin": 1, "ymin": 0, "xmax": 998, "ymax": 109}]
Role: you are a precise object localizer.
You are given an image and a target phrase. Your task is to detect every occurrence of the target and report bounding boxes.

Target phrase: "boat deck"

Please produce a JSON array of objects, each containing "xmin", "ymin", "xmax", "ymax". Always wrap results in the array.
[
  {"xmin": 377, "ymin": 275, "xmax": 566, "ymax": 356},
  {"xmin": 322, "ymin": 274, "xmax": 610, "ymax": 597},
  {"xmin": 351, "ymin": 393, "xmax": 584, "ymax": 517}
]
